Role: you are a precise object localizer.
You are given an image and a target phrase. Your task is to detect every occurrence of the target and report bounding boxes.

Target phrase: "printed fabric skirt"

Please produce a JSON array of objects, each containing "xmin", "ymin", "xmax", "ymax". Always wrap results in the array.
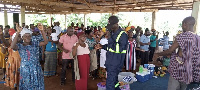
[
  {"xmin": 4, "ymin": 48, "xmax": 21, "ymax": 88},
  {"xmin": 75, "ymin": 54, "xmax": 90, "ymax": 90},
  {"xmin": 44, "ymin": 51, "xmax": 57, "ymax": 76}
]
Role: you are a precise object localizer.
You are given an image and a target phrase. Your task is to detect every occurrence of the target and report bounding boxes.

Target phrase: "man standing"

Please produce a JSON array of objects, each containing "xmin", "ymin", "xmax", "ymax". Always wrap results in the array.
[
  {"xmin": 149, "ymin": 31, "xmax": 158, "ymax": 62},
  {"xmin": 58, "ymin": 27, "xmax": 78, "ymax": 85},
  {"xmin": 140, "ymin": 29, "xmax": 151, "ymax": 65},
  {"xmin": 153, "ymin": 16, "xmax": 200, "ymax": 90},
  {"xmin": 99, "ymin": 16, "xmax": 128, "ymax": 90},
  {"xmin": 161, "ymin": 31, "xmax": 170, "ymax": 51}
]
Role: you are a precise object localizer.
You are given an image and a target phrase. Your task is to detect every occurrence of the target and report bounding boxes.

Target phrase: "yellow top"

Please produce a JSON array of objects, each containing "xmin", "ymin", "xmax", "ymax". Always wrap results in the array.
[{"xmin": 0, "ymin": 47, "xmax": 6, "ymax": 68}]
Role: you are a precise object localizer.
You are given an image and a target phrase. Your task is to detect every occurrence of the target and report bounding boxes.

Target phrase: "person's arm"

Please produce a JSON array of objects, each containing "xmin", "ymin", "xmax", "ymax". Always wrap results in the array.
[
  {"xmin": 72, "ymin": 43, "xmax": 79, "ymax": 57},
  {"xmin": 140, "ymin": 41, "xmax": 150, "ymax": 46},
  {"xmin": 57, "ymin": 42, "xmax": 69, "ymax": 53},
  {"xmin": 38, "ymin": 23, "xmax": 48, "ymax": 46},
  {"xmin": 11, "ymin": 24, "xmax": 22, "ymax": 50},
  {"xmin": 153, "ymin": 39, "xmax": 179, "ymax": 60},
  {"xmin": 135, "ymin": 47, "xmax": 145, "ymax": 52},
  {"xmin": 150, "ymin": 36, "xmax": 157, "ymax": 42},
  {"xmin": 0, "ymin": 44, "xmax": 6, "ymax": 54},
  {"xmin": 0, "ymin": 28, "xmax": 9, "ymax": 47},
  {"xmin": 42, "ymin": 45, "xmax": 45, "ymax": 61}
]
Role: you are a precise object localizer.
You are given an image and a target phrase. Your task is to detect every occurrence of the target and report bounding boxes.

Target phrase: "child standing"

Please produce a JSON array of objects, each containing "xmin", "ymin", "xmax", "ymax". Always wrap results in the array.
[
  {"xmin": 126, "ymin": 29, "xmax": 144, "ymax": 72},
  {"xmin": 99, "ymin": 31, "xmax": 109, "ymax": 80}
]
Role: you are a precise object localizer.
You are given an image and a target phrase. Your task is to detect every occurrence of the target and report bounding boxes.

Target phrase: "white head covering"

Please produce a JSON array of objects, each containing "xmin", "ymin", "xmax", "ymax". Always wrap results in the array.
[
  {"xmin": 20, "ymin": 28, "xmax": 33, "ymax": 38},
  {"xmin": 12, "ymin": 33, "xmax": 17, "ymax": 41}
]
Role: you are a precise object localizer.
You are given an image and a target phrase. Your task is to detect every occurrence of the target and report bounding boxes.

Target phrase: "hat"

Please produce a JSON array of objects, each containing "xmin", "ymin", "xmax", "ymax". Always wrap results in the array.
[
  {"xmin": 125, "ymin": 27, "xmax": 131, "ymax": 32},
  {"xmin": 131, "ymin": 26, "xmax": 135, "ymax": 29},
  {"xmin": 151, "ymin": 29, "xmax": 156, "ymax": 32},
  {"xmin": 102, "ymin": 27, "xmax": 106, "ymax": 33},
  {"xmin": 106, "ymin": 16, "xmax": 119, "ymax": 30},
  {"xmin": 9, "ymin": 28, "xmax": 16, "ymax": 36},
  {"xmin": 77, "ymin": 32, "xmax": 85, "ymax": 38}
]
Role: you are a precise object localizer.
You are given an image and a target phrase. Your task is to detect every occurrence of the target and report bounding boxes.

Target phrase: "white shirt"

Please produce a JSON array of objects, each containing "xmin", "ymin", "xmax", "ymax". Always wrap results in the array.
[
  {"xmin": 74, "ymin": 43, "xmax": 90, "ymax": 55},
  {"xmin": 99, "ymin": 38, "xmax": 108, "ymax": 68},
  {"xmin": 53, "ymin": 26, "xmax": 62, "ymax": 35},
  {"xmin": 50, "ymin": 33, "xmax": 58, "ymax": 41}
]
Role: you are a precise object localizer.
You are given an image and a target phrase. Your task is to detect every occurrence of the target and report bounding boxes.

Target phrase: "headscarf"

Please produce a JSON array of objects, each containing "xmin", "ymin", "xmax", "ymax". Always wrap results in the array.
[
  {"xmin": 34, "ymin": 27, "xmax": 40, "ymax": 32},
  {"xmin": 77, "ymin": 32, "xmax": 85, "ymax": 39},
  {"xmin": 20, "ymin": 28, "xmax": 32, "ymax": 38},
  {"xmin": 9, "ymin": 28, "xmax": 16, "ymax": 36}
]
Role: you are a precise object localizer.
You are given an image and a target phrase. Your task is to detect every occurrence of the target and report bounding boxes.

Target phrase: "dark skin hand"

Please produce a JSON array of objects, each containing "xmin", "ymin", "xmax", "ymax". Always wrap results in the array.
[
  {"xmin": 58, "ymin": 42, "xmax": 69, "ymax": 53},
  {"xmin": 11, "ymin": 23, "xmax": 48, "ymax": 50},
  {"xmin": 153, "ymin": 39, "xmax": 179, "ymax": 61}
]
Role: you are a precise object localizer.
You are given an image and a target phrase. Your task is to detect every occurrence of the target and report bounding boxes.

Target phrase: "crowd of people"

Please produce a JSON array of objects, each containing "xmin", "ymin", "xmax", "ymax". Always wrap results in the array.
[{"xmin": 0, "ymin": 15, "xmax": 199, "ymax": 90}]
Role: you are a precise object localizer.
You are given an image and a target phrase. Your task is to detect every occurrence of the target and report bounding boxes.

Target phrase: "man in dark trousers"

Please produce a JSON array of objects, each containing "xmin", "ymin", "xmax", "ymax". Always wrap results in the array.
[
  {"xmin": 99, "ymin": 16, "xmax": 128, "ymax": 90},
  {"xmin": 140, "ymin": 29, "xmax": 151, "ymax": 65}
]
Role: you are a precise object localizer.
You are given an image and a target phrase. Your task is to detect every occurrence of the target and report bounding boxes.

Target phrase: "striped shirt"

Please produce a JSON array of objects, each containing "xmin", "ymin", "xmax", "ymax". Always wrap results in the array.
[{"xmin": 168, "ymin": 31, "xmax": 200, "ymax": 84}]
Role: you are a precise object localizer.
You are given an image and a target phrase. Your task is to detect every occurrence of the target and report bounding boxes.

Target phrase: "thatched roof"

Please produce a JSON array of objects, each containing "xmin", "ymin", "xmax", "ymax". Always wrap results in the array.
[{"xmin": 0, "ymin": 0, "xmax": 198, "ymax": 14}]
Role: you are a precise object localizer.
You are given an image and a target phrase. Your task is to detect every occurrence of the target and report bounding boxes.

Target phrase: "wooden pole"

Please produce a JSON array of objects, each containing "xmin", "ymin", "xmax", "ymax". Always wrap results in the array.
[
  {"xmin": 192, "ymin": 1, "xmax": 200, "ymax": 34},
  {"xmin": 151, "ymin": 11, "xmax": 156, "ymax": 30},
  {"xmin": 84, "ymin": 14, "xmax": 87, "ymax": 27},
  {"xmin": 4, "ymin": 10, "xmax": 8, "ymax": 26},
  {"xmin": 21, "ymin": 7, "xmax": 25, "ymax": 25},
  {"xmin": 65, "ymin": 14, "xmax": 67, "ymax": 29}
]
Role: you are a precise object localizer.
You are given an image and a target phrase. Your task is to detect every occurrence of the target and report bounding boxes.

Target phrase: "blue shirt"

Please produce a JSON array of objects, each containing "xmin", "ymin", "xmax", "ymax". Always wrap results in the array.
[
  {"xmin": 161, "ymin": 36, "xmax": 169, "ymax": 50},
  {"xmin": 140, "ymin": 34, "xmax": 150, "ymax": 51},
  {"xmin": 46, "ymin": 37, "xmax": 57, "ymax": 52},
  {"xmin": 150, "ymin": 35, "xmax": 157, "ymax": 47}
]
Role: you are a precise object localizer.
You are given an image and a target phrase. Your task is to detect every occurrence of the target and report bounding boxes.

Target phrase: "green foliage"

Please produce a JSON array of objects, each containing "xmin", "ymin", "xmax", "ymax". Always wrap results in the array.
[
  {"xmin": 28, "ymin": 14, "xmax": 49, "ymax": 26},
  {"xmin": 66, "ymin": 14, "xmax": 84, "ymax": 27},
  {"xmin": 87, "ymin": 13, "xmax": 111, "ymax": 27}
]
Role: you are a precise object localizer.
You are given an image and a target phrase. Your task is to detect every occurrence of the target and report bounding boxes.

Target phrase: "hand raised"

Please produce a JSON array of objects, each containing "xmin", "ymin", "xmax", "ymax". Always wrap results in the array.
[
  {"xmin": 37, "ymin": 23, "xmax": 44, "ymax": 31},
  {"xmin": 16, "ymin": 23, "xmax": 23, "ymax": 33}
]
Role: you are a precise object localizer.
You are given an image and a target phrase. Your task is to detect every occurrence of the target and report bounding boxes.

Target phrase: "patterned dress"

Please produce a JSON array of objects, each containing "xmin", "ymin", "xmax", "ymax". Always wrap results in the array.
[
  {"xmin": 32, "ymin": 35, "xmax": 44, "ymax": 61},
  {"xmin": 125, "ymin": 39, "xmax": 137, "ymax": 70},
  {"xmin": 168, "ymin": 31, "xmax": 200, "ymax": 84},
  {"xmin": 4, "ymin": 48, "xmax": 21, "ymax": 88},
  {"xmin": 17, "ymin": 41, "xmax": 44, "ymax": 90}
]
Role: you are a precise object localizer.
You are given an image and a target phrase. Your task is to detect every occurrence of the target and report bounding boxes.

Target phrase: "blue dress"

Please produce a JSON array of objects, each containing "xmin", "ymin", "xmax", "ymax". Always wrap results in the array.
[
  {"xmin": 32, "ymin": 35, "xmax": 44, "ymax": 61},
  {"xmin": 17, "ymin": 40, "xmax": 44, "ymax": 90}
]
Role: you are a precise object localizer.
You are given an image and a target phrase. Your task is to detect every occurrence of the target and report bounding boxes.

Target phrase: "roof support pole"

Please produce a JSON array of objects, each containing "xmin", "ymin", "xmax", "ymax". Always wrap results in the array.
[
  {"xmin": 65, "ymin": 14, "xmax": 67, "ymax": 29},
  {"xmin": 20, "ymin": 7, "xmax": 25, "ymax": 25},
  {"xmin": 151, "ymin": 11, "xmax": 156, "ymax": 30},
  {"xmin": 84, "ymin": 14, "xmax": 87, "ymax": 27},
  {"xmin": 4, "ymin": 10, "xmax": 8, "ymax": 26},
  {"xmin": 192, "ymin": 1, "xmax": 200, "ymax": 34}
]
